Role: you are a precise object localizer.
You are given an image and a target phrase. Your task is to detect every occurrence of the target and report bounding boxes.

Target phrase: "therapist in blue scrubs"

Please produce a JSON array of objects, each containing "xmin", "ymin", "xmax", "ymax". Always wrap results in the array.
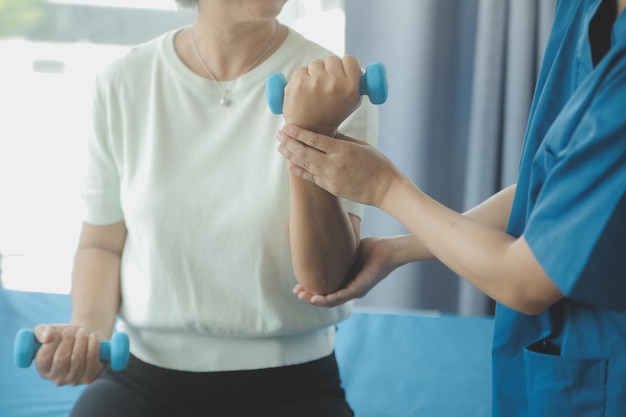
[{"xmin": 275, "ymin": 0, "xmax": 626, "ymax": 415}]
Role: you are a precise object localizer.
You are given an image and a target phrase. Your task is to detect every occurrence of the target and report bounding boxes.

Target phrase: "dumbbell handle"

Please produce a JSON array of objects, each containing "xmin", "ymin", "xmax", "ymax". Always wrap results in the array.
[
  {"xmin": 14, "ymin": 328, "xmax": 130, "ymax": 371},
  {"xmin": 266, "ymin": 61, "xmax": 388, "ymax": 115}
]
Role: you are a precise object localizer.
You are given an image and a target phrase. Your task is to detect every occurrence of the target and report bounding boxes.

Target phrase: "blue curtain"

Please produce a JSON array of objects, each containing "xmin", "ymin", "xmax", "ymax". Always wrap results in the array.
[{"xmin": 344, "ymin": 0, "xmax": 556, "ymax": 315}]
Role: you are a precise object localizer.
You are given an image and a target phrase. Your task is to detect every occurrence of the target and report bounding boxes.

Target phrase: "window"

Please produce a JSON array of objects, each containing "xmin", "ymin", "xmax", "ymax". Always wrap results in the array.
[{"xmin": 0, "ymin": 0, "xmax": 345, "ymax": 293}]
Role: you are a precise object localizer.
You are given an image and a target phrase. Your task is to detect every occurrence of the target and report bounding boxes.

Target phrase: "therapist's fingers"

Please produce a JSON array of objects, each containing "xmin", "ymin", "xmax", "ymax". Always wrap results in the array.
[
  {"xmin": 293, "ymin": 284, "xmax": 314, "ymax": 302},
  {"xmin": 293, "ymin": 284, "xmax": 335, "ymax": 306},
  {"xmin": 276, "ymin": 126, "xmax": 353, "ymax": 194},
  {"xmin": 279, "ymin": 125, "xmax": 335, "ymax": 153},
  {"xmin": 276, "ymin": 130, "xmax": 329, "ymax": 172},
  {"xmin": 293, "ymin": 283, "xmax": 361, "ymax": 308},
  {"xmin": 276, "ymin": 144, "xmax": 324, "ymax": 187},
  {"xmin": 334, "ymin": 131, "xmax": 368, "ymax": 145}
]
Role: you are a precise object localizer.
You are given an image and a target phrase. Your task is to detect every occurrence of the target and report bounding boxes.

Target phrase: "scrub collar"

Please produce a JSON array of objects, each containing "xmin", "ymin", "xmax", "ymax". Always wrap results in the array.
[
  {"xmin": 613, "ymin": 4, "xmax": 626, "ymax": 47},
  {"xmin": 583, "ymin": 0, "xmax": 626, "ymax": 65}
]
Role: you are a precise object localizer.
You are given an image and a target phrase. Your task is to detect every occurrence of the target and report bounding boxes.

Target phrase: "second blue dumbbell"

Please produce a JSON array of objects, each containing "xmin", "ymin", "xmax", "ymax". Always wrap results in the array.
[
  {"xmin": 266, "ymin": 61, "xmax": 388, "ymax": 115},
  {"xmin": 14, "ymin": 328, "xmax": 130, "ymax": 372}
]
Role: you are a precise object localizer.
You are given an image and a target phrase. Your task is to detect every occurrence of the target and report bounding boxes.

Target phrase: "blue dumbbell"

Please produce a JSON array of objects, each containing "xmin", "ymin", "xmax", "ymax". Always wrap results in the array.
[
  {"xmin": 266, "ymin": 61, "xmax": 388, "ymax": 115},
  {"xmin": 14, "ymin": 328, "xmax": 130, "ymax": 371}
]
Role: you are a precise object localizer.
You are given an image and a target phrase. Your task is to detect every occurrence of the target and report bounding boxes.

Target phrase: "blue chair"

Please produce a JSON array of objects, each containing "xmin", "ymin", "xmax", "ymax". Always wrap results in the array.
[{"xmin": 0, "ymin": 289, "xmax": 493, "ymax": 417}]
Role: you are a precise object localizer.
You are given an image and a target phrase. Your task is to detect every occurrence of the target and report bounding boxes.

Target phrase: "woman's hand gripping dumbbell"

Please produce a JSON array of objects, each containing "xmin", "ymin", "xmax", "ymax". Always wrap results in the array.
[
  {"xmin": 266, "ymin": 57, "xmax": 388, "ymax": 129},
  {"xmin": 14, "ymin": 326, "xmax": 130, "ymax": 384},
  {"xmin": 266, "ymin": 60, "xmax": 388, "ymax": 114}
]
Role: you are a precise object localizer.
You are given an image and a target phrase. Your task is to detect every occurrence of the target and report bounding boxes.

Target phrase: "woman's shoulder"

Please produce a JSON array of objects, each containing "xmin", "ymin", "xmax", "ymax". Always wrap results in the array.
[
  {"xmin": 265, "ymin": 26, "xmax": 338, "ymax": 77},
  {"xmin": 280, "ymin": 27, "xmax": 336, "ymax": 59},
  {"xmin": 95, "ymin": 29, "xmax": 177, "ymax": 89}
]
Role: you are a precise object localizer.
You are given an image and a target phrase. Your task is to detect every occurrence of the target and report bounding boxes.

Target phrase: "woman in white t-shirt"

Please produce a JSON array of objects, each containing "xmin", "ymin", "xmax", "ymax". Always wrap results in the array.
[{"xmin": 29, "ymin": 1, "xmax": 377, "ymax": 415}]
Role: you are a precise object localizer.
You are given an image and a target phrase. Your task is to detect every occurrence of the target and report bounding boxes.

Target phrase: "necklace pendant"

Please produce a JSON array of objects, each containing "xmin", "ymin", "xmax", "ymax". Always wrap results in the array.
[{"xmin": 220, "ymin": 96, "xmax": 231, "ymax": 107}]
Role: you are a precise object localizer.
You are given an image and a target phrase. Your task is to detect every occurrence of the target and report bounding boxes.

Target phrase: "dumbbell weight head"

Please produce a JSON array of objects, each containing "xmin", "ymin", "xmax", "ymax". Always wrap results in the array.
[
  {"xmin": 266, "ymin": 72, "xmax": 288, "ymax": 115},
  {"xmin": 14, "ymin": 329, "xmax": 41, "ymax": 368},
  {"xmin": 361, "ymin": 62, "xmax": 388, "ymax": 105},
  {"xmin": 100, "ymin": 332, "xmax": 130, "ymax": 371}
]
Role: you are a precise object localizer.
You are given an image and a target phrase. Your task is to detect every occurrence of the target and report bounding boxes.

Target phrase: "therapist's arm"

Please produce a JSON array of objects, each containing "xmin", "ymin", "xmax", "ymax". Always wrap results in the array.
[
  {"xmin": 380, "ymin": 175, "xmax": 562, "ymax": 315},
  {"xmin": 278, "ymin": 127, "xmax": 562, "ymax": 314},
  {"xmin": 390, "ymin": 183, "xmax": 518, "ymax": 264},
  {"xmin": 295, "ymin": 185, "xmax": 519, "ymax": 306},
  {"xmin": 34, "ymin": 221, "xmax": 125, "ymax": 386}
]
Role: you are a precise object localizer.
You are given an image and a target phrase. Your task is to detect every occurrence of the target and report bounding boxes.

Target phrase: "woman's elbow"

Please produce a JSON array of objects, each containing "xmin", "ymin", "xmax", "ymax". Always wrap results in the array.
[{"xmin": 294, "ymin": 268, "xmax": 347, "ymax": 296}]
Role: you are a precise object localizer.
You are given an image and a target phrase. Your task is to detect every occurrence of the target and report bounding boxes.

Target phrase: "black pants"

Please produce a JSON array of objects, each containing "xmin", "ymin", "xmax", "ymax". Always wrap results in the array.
[{"xmin": 70, "ymin": 352, "xmax": 354, "ymax": 417}]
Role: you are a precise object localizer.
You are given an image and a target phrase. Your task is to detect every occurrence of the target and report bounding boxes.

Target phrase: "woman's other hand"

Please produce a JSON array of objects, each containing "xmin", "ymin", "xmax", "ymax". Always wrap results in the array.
[{"xmin": 33, "ymin": 324, "xmax": 106, "ymax": 386}]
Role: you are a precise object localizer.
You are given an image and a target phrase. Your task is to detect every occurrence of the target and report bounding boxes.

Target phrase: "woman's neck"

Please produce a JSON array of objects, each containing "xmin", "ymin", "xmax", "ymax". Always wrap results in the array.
[
  {"xmin": 189, "ymin": 17, "xmax": 281, "ymax": 81},
  {"xmin": 619, "ymin": 0, "xmax": 626, "ymax": 16}
]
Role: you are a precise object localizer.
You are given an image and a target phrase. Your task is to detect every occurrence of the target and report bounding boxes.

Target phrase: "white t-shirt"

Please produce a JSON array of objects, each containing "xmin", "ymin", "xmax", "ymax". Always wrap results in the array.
[{"xmin": 82, "ymin": 27, "xmax": 378, "ymax": 371}]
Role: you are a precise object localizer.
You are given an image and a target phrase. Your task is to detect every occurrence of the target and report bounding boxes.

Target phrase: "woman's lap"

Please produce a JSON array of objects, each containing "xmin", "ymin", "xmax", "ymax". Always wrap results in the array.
[{"xmin": 70, "ymin": 352, "xmax": 353, "ymax": 417}]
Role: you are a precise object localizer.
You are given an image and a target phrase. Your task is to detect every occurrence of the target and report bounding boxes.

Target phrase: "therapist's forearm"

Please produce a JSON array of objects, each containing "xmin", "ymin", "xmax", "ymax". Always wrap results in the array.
[
  {"xmin": 385, "ymin": 185, "xmax": 517, "ymax": 267},
  {"xmin": 464, "ymin": 184, "xmax": 516, "ymax": 232},
  {"xmin": 379, "ymin": 180, "xmax": 560, "ymax": 314}
]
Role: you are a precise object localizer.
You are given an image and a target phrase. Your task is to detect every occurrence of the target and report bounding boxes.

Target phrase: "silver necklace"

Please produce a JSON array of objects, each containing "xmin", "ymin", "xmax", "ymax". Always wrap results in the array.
[{"xmin": 190, "ymin": 21, "xmax": 280, "ymax": 107}]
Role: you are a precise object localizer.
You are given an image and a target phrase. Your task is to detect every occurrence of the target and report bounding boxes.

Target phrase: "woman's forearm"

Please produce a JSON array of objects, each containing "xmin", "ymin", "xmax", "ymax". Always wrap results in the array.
[
  {"xmin": 289, "ymin": 173, "xmax": 359, "ymax": 295},
  {"xmin": 71, "ymin": 249, "xmax": 121, "ymax": 338},
  {"xmin": 70, "ymin": 222, "xmax": 126, "ymax": 339}
]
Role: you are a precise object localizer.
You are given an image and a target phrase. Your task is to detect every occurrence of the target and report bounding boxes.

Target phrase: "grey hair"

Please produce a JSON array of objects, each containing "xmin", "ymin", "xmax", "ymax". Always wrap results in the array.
[{"xmin": 174, "ymin": 0, "xmax": 198, "ymax": 9}]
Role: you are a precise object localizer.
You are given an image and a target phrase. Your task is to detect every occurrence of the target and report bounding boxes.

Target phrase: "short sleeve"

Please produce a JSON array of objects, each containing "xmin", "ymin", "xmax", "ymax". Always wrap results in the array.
[
  {"xmin": 80, "ymin": 78, "xmax": 124, "ymax": 225},
  {"xmin": 524, "ymin": 59, "xmax": 626, "ymax": 310},
  {"xmin": 336, "ymin": 98, "xmax": 379, "ymax": 218}
]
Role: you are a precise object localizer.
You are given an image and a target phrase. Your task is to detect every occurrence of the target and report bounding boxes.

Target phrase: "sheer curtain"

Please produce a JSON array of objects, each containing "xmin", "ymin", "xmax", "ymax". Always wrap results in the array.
[{"xmin": 344, "ymin": 0, "xmax": 556, "ymax": 315}]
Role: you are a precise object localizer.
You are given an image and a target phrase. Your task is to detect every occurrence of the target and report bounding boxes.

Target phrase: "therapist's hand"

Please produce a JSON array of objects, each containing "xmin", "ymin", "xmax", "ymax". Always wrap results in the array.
[
  {"xmin": 293, "ymin": 237, "xmax": 397, "ymax": 307},
  {"xmin": 34, "ymin": 324, "xmax": 106, "ymax": 386},
  {"xmin": 277, "ymin": 124, "xmax": 403, "ymax": 207},
  {"xmin": 282, "ymin": 55, "xmax": 362, "ymax": 137}
]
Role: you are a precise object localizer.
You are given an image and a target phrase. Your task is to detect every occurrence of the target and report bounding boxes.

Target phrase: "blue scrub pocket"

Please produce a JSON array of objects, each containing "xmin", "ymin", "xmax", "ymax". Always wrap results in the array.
[{"xmin": 524, "ymin": 340, "xmax": 607, "ymax": 417}]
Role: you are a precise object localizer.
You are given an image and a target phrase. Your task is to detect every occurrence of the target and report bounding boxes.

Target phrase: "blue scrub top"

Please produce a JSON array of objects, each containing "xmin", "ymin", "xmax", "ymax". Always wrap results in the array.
[{"xmin": 493, "ymin": 1, "xmax": 626, "ymax": 416}]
